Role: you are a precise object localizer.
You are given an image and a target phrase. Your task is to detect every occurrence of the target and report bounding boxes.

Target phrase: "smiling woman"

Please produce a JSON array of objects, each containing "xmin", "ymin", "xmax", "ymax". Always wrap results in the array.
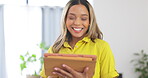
[{"xmin": 40, "ymin": 0, "xmax": 119, "ymax": 78}]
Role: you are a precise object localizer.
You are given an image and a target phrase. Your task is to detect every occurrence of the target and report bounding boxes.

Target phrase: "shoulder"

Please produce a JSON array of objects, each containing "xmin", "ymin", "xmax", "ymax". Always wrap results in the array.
[
  {"xmin": 47, "ymin": 46, "xmax": 53, "ymax": 53},
  {"xmin": 87, "ymin": 38, "xmax": 111, "ymax": 53},
  {"xmin": 94, "ymin": 38, "xmax": 110, "ymax": 47}
]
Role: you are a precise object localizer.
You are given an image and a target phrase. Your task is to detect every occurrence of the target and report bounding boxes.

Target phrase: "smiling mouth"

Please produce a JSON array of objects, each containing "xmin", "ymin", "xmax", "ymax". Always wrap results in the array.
[{"xmin": 72, "ymin": 27, "xmax": 83, "ymax": 31}]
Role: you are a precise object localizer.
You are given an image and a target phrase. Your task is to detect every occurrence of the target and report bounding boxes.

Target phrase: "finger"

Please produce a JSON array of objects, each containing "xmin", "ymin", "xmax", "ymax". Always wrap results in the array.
[
  {"xmin": 54, "ymin": 68, "xmax": 73, "ymax": 78},
  {"xmin": 47, "ymin": 76, "xmax": 58, "ymax": 78},
  {"xmin": 62, "ymin": 64, "xmax": 76, "ymax": 75},
  {"xmin": 83, "ymin": 67, "xmax": 89, "ymax": 76},
  {"xmin": 53, "ymin": 72, "xmax": 66, "ymax": 78}
]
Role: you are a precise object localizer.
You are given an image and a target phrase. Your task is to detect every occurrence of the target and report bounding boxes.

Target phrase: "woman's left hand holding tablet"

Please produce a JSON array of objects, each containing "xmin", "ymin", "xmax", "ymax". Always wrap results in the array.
[{"xmin": 53, "ymin": 64, "xmax": 89, "ymax": 78}]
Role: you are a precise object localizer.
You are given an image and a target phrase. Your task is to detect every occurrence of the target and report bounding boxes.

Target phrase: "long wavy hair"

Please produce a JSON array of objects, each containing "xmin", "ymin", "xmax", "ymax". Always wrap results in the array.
[{"xmin": 52, "ymin": 0, "xmax": 103, "ymax": 53}]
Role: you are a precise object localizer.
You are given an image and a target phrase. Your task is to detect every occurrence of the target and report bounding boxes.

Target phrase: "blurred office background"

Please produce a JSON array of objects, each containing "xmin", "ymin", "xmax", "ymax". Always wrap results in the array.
[{"xmin": 0, "ymin": 0, "xmax": 148, "ymax": 78}]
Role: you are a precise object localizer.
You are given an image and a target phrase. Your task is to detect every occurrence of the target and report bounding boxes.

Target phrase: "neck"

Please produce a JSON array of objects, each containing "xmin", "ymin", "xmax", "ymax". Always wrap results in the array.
[{"xmin": 69, "ymin": 36, "xmax": 85, "ymax": 49}]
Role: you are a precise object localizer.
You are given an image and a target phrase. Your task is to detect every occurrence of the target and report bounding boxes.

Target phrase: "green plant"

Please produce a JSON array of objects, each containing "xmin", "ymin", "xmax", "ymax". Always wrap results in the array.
[
  {"xmin": 20, "ymin": 42, "xmax": 49, "ymax": 76},
  {"xmin": 38, "ymin": 42, "xmax": 49, "ymax": 51},
  {"xmin": 20, "ymin": 52, "xmax": 39, "ymax": 76},
  {"xmin": 131, "ymin": 50, "xmax": 148, "ymax": 78},
  {"xmin": 37, "ymin": 42, "xmax": 49, "ymax": 72}
]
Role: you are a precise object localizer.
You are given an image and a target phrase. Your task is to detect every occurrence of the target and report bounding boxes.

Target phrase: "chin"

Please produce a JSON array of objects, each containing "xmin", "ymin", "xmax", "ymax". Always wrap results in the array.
[{"xmin": 72, "ymin": 34, "xmax": 85, "ymax": 38}]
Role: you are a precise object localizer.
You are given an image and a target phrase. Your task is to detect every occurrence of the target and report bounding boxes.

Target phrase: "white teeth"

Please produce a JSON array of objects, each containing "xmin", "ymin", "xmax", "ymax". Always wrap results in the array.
[{"xmin": 73, "ymin": 28, "xmax": 82, "ymax": 31}]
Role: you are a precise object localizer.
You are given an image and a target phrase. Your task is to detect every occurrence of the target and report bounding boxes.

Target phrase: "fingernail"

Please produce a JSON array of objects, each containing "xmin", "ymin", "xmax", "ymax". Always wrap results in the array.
[
  {"xmin": 86, "ymin": 67, "xmax": 89, "ymax": 70},
  {"xmin": 52, "ymin": 72, "xmax": 56, "ymax": 74},
  {"xmin": 62, "ymin": 64, "xmax": 66, "ymax": 67},
  {"xmin": 54, "ymin": 68, "xmax": 58, "ymax": 70}
]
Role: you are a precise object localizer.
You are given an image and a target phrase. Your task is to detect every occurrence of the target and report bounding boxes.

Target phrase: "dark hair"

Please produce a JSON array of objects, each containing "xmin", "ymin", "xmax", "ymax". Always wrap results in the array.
[{"xmin": 69, "ymin": 0, "xmax": 90, "ymax": 12}]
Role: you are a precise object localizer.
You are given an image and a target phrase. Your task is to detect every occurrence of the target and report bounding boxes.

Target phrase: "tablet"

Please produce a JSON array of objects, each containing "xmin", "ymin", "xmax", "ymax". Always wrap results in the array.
[{"xmin": 44, "ymin": 53, "xmax": 97, "ymax": 78}]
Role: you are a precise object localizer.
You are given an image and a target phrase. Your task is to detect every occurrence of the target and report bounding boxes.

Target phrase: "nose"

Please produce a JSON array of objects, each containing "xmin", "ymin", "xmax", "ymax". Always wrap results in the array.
[{"xmin": 74, "ymin": 18, "xmax": 81, "ymax": 26}]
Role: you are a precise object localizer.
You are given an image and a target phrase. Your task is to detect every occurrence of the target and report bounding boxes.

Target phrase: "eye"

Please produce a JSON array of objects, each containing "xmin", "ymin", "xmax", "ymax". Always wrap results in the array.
[
  {"xmin": 81, "ymin": 17, "xmax": 87, "ymax": 21},
  {"xmin": 68, "ymin": 16, "xmax": 75, "ymax": 20}
]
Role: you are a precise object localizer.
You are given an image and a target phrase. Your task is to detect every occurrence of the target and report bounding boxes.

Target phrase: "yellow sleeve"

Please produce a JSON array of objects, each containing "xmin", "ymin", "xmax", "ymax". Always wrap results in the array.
[
  {"xmin": 100, "ymin": 42, "xmax": 119, "ymax": 78},
  {"xmin": 40, "ymin": 47, "xmax": 53, "ymax": 78},
  {"xmin": 47, "ymin": 46, "xmax": 53, "ymax": 53}
]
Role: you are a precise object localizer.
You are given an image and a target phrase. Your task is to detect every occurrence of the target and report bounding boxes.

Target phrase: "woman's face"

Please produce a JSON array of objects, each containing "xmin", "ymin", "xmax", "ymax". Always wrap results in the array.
[{"xmin": 66, "ymin": 4, "xmax": 89, "ymax": 39}]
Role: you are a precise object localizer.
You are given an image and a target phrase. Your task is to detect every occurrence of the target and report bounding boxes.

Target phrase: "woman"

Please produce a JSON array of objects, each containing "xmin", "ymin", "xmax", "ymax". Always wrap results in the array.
[{"xmin": 40, "ymin": 0, "xmax": 119, "ymax": 78}]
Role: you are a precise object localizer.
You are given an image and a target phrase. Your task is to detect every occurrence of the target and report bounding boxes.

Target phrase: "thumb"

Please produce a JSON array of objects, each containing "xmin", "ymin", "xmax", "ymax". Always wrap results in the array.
[
  {"xmin": 47, "ymin": 76, "xmax": 52, "ymax": 78},
  {"xmin": 83, "ymin": 67, "xmax": 89, "ymax": 75},
  {"xmin": 47, "ymin": 76, "xmax": 58, "ymax": 78}
]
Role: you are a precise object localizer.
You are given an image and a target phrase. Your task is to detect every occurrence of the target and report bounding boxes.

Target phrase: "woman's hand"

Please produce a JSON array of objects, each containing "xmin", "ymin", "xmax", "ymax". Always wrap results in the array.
[
  {"xmin": 53, "ymin": 64, "xmax": 89, "ymax": 78},
  {"xmin": 47, "ymin": 76, "xmax": 59, "ymax": 78}
]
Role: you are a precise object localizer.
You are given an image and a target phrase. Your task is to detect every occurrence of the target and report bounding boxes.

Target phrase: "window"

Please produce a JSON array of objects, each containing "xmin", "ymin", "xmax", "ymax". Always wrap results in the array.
[
  {"xmin": 0, "ymin": 0, "xmax": 26, "ymax": 5},
  {"xmin": 4, "ymin": 5, "xmax": 42, "ymax": 78},
  {"xmin": 29, "ymin": 0, "xmax": 93, "ymax": 7},
  {"xmin": 0, "ymin": 0, "xmax": 93, "ymax": 7}
]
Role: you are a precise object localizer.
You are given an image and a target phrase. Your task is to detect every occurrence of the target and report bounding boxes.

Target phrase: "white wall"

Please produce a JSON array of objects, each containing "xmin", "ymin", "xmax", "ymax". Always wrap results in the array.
[{"xmin": 94, "ymin": 0, "xmax": 148, "ymax": 78}]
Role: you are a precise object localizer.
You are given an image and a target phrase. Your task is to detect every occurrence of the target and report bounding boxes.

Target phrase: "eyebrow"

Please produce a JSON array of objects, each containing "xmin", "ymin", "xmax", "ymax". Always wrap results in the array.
[{"xmin": 68, "ymin": 13, "xmax": 88, "ymax": 16}]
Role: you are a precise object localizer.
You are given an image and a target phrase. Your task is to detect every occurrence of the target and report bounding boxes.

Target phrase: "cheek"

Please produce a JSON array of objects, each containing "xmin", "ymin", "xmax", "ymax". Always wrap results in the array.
[
  {"xmin": 66, "ymin": 20, "xmax": 73, "ymax": 27},
  {"xmin": 83, "ymin": 21, "xmax": 90, "ymax": 28}
]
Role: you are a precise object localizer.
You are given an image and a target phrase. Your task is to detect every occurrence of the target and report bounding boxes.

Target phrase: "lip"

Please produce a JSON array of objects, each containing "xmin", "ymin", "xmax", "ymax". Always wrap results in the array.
[{"xmin": 72, "ymin": 27, "xmax": 83, "ymax": 33}]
